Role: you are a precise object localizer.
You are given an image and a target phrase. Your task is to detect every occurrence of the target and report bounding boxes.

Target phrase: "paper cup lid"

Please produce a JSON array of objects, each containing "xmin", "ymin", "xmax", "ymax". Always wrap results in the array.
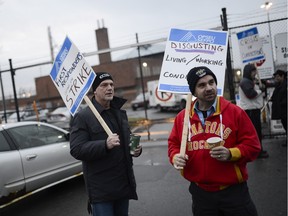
[{"xmin": 207, "ymin": 137, "xmax": 222, "ymax": 143}]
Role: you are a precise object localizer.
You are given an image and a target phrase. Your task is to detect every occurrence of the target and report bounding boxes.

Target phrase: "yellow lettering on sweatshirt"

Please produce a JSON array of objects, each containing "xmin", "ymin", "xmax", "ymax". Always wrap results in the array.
[{"xmin": 187, "ymin": 140, "xmax": 225, "ymax": 151}]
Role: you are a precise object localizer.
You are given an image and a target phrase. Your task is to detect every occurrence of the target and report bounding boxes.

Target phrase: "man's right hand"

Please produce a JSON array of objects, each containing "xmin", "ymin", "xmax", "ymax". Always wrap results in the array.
[
  {"xmin": 173, "ymin": 153, "xmax": 188, "ymax": 170},
  {"xmin": 106, "ymin": 133, "xmax": 120, "ymax": 149}
]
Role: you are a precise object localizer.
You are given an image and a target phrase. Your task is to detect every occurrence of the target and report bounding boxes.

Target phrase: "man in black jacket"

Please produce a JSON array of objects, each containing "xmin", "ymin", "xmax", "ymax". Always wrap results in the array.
[
  {"xmin": 70, "ymin": 72, "xmax": 142, "ymax": 216},
  {"xmin": 271, "ymin": 70, "xmax": 287, "ymax": 137}
]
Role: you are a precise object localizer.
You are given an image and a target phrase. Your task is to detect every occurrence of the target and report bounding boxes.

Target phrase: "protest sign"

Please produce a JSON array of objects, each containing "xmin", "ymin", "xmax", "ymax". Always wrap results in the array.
[
  {"xmin": 50, "ymin": 36, "xmax": 96, "ymax": 116},
  {"xmin": 158, "ymin": 28, "xmax": 228, "ymax": 96},
  {"xmin": 159, "ymin": 28, "xmax": 228, "ymax": 158},
  {"xmin": 275, "ymin": 32, "xmax": 288, "ymax": 65},
  {"xmin": 236, "ymin": 27, "xmax": 265, "ymax": 64},
  {"xmin": 256, "ymin": 36, "xmax": 274, "ymax": 79},
  {"xmin": 50, "ymin": 36, "xmax": 112, "ymax": 135}
]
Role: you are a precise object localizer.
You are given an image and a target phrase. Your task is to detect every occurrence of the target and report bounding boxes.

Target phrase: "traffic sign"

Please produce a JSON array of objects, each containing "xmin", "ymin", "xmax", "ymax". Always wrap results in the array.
[{"xmin": 155, "ymin": 87, "xmax": 173, "ymax": 102}]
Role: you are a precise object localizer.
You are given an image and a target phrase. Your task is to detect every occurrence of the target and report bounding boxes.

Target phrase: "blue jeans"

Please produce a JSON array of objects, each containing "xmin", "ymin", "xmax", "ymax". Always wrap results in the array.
[{"xmin": 92, "ymin": 199, "xmax": 129, "ymax": 216}]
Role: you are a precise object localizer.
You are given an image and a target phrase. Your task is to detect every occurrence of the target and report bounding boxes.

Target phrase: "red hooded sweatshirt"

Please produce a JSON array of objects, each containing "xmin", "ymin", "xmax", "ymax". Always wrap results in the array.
[{"xmin": 168, "ymin": 96, "xmax": 261, "ymax": 191}]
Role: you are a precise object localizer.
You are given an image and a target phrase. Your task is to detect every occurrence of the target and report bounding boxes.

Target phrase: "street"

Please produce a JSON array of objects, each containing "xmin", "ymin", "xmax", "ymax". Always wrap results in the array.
[{"xmin": 0, "ymin": 108, "xmax": 286, "ymax": 216}]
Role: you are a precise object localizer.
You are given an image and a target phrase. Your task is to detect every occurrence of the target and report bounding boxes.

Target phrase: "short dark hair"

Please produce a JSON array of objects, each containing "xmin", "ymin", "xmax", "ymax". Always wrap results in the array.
[{"xmin": 273, "ymin": 69, "xmax": 287, "ymax": 78}]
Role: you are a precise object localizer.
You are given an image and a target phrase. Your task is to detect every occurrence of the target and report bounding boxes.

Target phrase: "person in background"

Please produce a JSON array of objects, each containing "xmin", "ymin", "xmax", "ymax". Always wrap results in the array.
[
  {"xmin": 270, "ymin": 69, "xmax": 287, "ymax": 141},
  {"xmin": 239, "ymin": 63, "xmax": 269, "ymax": 158},
  {"xmin": 70, "ymin": 72, "xmax": 142, "ymax": 216},
  {"xmin": 168, "ymin": 66, "xmax": 260, "ymax": 216}
]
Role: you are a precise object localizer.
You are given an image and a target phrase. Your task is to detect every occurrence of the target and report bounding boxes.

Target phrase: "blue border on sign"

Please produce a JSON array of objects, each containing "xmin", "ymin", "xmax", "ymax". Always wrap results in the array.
[
  {"xmin": 70, "ymin": 72, "xmax": 96, "ymax": 115},
  {"xmin": 242, "ymin": 55, "xmax": 265, "ymax": 63},
  {"xmin": 50, "ymin": 37, "xmax": 72, "ymax": 80},
  {"xmin": 159, "ymin": 84, "xmax": 190, "ymax": 93},
  {"xmin": 159, "ymin": 83, "xmax": 222, "ymax": 95},
  {"xmin": 236, "ymin": 27, "xmax": 258, "ymax": 40},
  {"xmin": 169, "ymin": 29, "xmax": 227, "ymax": 45}
]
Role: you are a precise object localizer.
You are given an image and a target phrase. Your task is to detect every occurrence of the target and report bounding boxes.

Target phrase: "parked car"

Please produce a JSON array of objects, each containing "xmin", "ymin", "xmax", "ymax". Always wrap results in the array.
[
  {"xmin": 23, "ymin": 109, "xmax": 49, "ymax": 122},
  {"xmin": 0, "ymin": 121, "xmax": 82, "ymax": 207},
  {"xmin": 0, "ymin": 110, "xmax": 15, "ymax": 123},
  {"xmin": 46, "ymin": 107, "xmax": 71, "ymax": 130},
  {"xmin": 131, "ymin": 92, "xmax": 150, "ymax": 111},
  {"xmin": 5, "ymin": 109, "xmax": 49, "ymax": 123},
  {"xmin": 46, "ymin": 105, "xmax": 87, "ymax": 130}
]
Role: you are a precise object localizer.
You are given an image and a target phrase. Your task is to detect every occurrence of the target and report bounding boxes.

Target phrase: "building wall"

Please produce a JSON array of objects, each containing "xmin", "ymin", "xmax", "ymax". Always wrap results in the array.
[
  {"xmin": 0, "ymin": 95, "xmax": 37, "ymax": 113},
  {"xmin": 27, "ymin": 51, "xmax": 164, "ymax": 110}
]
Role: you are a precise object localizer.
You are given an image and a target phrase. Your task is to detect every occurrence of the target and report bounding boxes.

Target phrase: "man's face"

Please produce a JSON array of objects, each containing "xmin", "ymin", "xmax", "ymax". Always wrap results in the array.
[
  {"xmin": 274, "ymin": 74, "xmax": 284, "ymax": 84},
  {"xmin": 194, "ymin": 75, "xmax": 217, "ymax": 103},
  {"xmin": 251, "ymin": 70, "xmax": 257, "ymax": 79},
  {"xmin": 94, "ymin": 79, "xmax": 114, "ymax": 104}
]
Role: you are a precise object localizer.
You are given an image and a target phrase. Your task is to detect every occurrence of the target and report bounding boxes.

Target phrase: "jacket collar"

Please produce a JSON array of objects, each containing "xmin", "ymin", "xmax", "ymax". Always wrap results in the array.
[{"xmin": 190, "ymin": 96, "xmax": 223, "ymax": 117}]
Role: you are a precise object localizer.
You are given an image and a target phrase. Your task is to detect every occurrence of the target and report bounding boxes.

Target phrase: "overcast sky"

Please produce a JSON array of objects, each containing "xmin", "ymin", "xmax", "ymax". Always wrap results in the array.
[{"xmin": 0, "ymin": 0, "xmax": 287, "ymax": 98}]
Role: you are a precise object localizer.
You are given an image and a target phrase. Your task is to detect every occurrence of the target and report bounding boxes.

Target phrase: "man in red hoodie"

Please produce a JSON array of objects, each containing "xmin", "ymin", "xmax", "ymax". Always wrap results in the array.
[{"xmin": 168, "ymin": 66, "xmax": 261, "ymax": 216}]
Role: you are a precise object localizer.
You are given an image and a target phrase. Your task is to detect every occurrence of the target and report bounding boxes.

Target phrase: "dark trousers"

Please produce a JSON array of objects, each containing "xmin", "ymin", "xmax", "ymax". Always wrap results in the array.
[
  {"xmin": 245, "ymin": 109, "xmax": 264, "ymax": 150},
  {"xmin": 92, "ymin": 199, "xmax": 129, "ymax": 216},
  {"xmin": 189, "ymin": 182, "xmax": 258, "ymax": 216}
]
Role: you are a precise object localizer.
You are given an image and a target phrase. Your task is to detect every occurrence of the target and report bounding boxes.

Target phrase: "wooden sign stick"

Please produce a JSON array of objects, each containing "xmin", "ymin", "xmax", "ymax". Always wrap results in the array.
[
  {"xmin": 254, "ymin": 63, "xmax": 263, "ymax": 88},
  {"xmin": 83, "ymin": 95, "xmax": 113, "ymax": 136},
  {"xmin": 180, "ymin": 94, "xmax": 192, "ymax": 156}
]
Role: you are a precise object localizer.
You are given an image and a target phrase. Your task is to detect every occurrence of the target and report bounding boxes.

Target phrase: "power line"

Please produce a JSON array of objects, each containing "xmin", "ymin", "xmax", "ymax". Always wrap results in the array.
[{"xmin": 0, "ymin": 5, "xmax": 286, "ymax": 71}]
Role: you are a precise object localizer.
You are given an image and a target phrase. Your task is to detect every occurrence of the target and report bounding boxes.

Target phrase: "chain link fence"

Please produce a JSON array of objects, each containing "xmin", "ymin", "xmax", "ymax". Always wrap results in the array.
[
  {"xmin": 228, "ymin": 17, "xmax": 287, "ymax": 82},
  {"xmin": 228, "ymin": 17, "xmax": 287, "ymax": 136}
]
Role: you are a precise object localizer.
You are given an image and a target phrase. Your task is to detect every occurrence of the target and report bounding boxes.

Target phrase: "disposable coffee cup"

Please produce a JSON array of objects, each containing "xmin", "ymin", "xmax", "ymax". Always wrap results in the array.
[
  {"xmin": 206, "ymin": 137, "xmax": 222, "ymax": 149},
  {"xmin": 130, "ymin": 134, "xmax": 141, "ymax": 154}
]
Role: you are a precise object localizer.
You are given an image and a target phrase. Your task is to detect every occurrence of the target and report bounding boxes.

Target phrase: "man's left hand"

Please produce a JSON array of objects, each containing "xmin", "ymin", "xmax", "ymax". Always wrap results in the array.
[
  {"xmin": 132, "ymin": 145, "xmax": 142, "ymax": 157},
  {"xmin": 210, "ymin": 146, "xmax": 231, "ymax": 161}
]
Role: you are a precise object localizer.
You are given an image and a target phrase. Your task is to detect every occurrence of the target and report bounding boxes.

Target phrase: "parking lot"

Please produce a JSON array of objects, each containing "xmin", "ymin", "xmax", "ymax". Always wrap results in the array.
[{"xmin": 0, "ymin": 107, "xmax": 286, "ymax": 215}]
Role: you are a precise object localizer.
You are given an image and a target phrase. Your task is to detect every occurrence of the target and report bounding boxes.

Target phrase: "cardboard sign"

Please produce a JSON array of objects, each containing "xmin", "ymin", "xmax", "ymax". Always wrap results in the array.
[
  {"xmin": 275, "ymin": 32, "xmax": 288, "ymax": 65},
  {"xmin": 256, "ymin": 36, "xmax": 275, "ymax": 79},
  {"xmin": 237, "ymin": 27, "xmax": 265, "ymax": 64},
  {"xmin": 158, "ymin": 28, "xmax": 228, "ymax": 96},
  {"xmin": 50, "ymin": 37, "xmax": 96, "ymax": 116}
]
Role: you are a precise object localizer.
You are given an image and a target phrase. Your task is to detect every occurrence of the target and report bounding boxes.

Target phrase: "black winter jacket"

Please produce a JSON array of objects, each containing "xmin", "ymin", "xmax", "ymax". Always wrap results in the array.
[
  {"xmin": 70, "ymin": 96, "xmax": 138, "ymax": 203},
  {"xmin": 271, "ymin": 78, "xmax": 287, "ymax": 120}
]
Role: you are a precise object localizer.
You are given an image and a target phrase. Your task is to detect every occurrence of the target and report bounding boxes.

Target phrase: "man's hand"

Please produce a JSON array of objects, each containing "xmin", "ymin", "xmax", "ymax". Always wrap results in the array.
[
  {"xmin": 173, "ymin": 153, "xmax": 188, "ymax": 170},
  {"xmin": 132, "ymin": 145, "xmax": 142, "ymax": 157},
  {"xmin": 106, "ymin": 133, "xmax": 120, "ymax": 149},
  {"xmin": 210, "ymin": 146, "xmax": 231, "ymax": 161}
]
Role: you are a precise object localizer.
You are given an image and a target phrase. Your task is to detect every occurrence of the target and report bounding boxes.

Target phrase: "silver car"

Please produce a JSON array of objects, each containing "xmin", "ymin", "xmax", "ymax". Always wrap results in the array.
[
  {"xmin": 46, "ymin": 107, "xmax": 71, "ymax": 130},
  {"xmin": 0, "ymin": 121, "xmax": 82, "ymax": 207}
]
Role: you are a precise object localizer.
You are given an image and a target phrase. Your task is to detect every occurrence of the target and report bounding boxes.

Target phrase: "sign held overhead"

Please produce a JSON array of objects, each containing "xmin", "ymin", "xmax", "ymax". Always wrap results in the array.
[
  {"xmin": 158, "ymin": 28, "xmax": 228, "ymax": 96},
  {"xmin": 50, "ymin": 37, "xmax": 96, "ymax": 116}
]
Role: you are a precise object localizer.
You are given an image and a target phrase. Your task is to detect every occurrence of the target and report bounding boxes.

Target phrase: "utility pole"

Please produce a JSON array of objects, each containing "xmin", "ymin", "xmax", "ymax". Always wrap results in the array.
[
  {"xmin": 0, "ymin": 69, "xmax": 7, "ymax": 123},
  {"xmin": 136, "ymin": 33, "xmax": 150, "ymax": 140},
  {"xmin": 9, "ymin": 59, "xmax": 20, "ymax": 122},
  {"xmin": 48, "ymin": 26, "xmax": 54, "ymax": 62},
  {"xmin": 221, "ymin": 8, "xmax": 235, "ymax": 102}
]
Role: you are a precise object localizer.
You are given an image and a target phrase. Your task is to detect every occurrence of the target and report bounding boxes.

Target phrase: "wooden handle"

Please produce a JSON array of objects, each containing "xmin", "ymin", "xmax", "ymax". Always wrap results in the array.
[
  {"xmin": 180, "ymin": 94, "xmax": 192, "ymax": 156},
  {"xmin": 84, "ymin": 95, "xmax": 113, "ymax": 136},
  {"xmin": 254, "ymin": 63, "xmax": 263, "ymax": 88}
]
